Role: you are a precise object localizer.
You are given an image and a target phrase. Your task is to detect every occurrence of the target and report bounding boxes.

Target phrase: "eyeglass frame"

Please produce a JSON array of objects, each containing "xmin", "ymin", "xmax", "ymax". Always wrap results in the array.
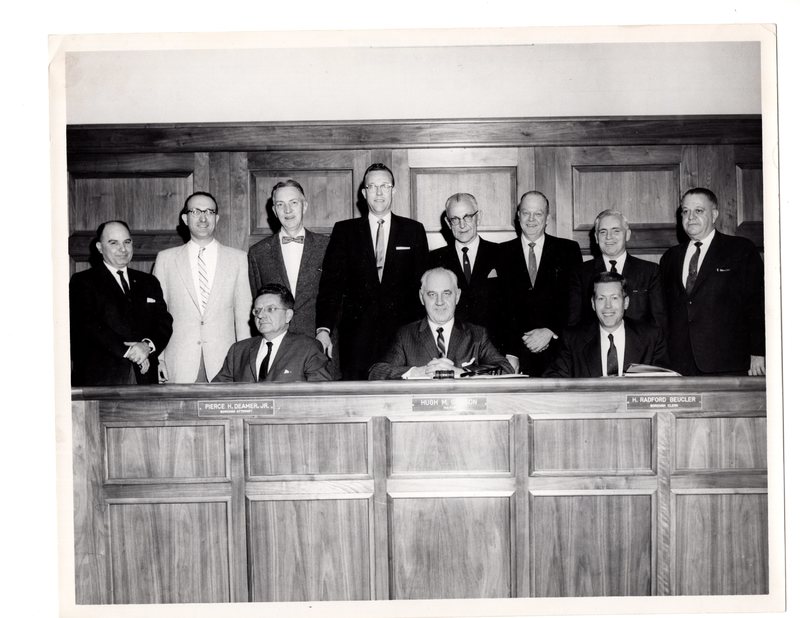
[
  {"xmin": 252, "ymin": 306, "xmax": 289, "ymax": 317},
  {"xmin": 186, "ymin": 208, "xmax": 218, "ymax": 217},
  {"xmin": 447, "ymin": 210, "xmax": 480, "ymax": 227},
  {"xmin": 364, "ymin": 183, "xmax": 394, "ymax": 193}
]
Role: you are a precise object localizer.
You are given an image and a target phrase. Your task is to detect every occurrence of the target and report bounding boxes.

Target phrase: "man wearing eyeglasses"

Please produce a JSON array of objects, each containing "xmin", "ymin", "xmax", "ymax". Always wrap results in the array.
[
  {"xmin": 153, "ymin": 191, "xmax": 252, "ymax": 383},
  {"xmin": 247, "ymin": 180, "xmax": 329, "ymax": 339},
  {"xmin": 428, "ymin": 193, "xmax": 505, "ymax": 353},
  {"xmin": 316, "ymin": 163, "xmax": 429, "ymax": 380},
  {"xmin": 213, "ymin": 283, "xmax": 332, "ymax": 382}
]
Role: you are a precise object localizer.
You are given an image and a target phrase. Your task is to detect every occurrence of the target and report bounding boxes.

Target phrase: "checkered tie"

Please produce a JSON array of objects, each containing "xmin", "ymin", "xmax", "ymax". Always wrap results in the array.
[{"xmin": 198, "ymin": 247, "xmax": 210, "ymax": 312}]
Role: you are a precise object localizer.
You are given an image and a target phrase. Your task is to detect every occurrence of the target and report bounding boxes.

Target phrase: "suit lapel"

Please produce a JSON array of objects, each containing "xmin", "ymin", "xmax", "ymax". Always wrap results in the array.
[
  {"xmin": 470, "ymin": 238, "xmax": 491, "ymax": 282},
  {"xmin": 267, "ymin": 333, "xmax": 294, "ymax": 379},
  {"xmin": 584, "ymin": 326, "xmax": 602, "ymax": 377},
  {"xmin": 382, "ymin": 213, "xmax": 399, "ymax": 284},
  {"xmin": 689, "ymin": 233, "xmax": 721, "ymax": 295},
  {"xmin": 623, "ymin": 321, "xmax": 641, "ymax": 372},
  {"xmin": 98, "ymin": 265, "xmax": 129, "ymax": 302},
  {"xmin": 268, "ymin": 235, "xmax": 292, "ymax": 291},
  {"xmin": 418, "ymin": 319, "xmax": 441, "ymax": 361},
  {"xmin": 248, "ymin": 337, "xmax": 264, "ymax": 381},
  {"xmin": 294, "ymin": 232, "xmax": 318, "ymax": 304},
  {"xmin": 177, "ymin": 243, "xmax": 201, "ymax": 313},
  {"xmin": 447, "ymin": 322, "xmax": 467, "ymax": 364}
]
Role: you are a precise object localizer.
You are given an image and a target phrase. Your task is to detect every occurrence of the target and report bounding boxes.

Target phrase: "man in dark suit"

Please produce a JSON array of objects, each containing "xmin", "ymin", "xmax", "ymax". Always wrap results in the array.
[
  {"xmin": 69, "ymin": 220, "xmax": 173, "ymax": 385},
  {"xmin": 247, "ymin": 180, "xmax": 328, "ymax": 338},
  {"xmin": 428, "ymin": 192, "xmax": 504, "ymax": 349},
  {"xmin": 213, "ymin": 283, "xmax": 332, "ymax": 382},
  {"xmin": 316, "ymin": 163, "xmax": 429, "ymax": 380},
  {"xmin": 659, "ymin": 188, "xmax": 765, "ymax": 376},
  {"xmin": 369, "ymin": 268, "xmax": 513, "ymax": 380},
  {"xmin": 545, "ymin": 271, "xmax": 668, "ymax": 378},
  {"xmin": 568, "ymin": 209, "xmax": 666, "ymax": 331},
  {"xmin": 497, "ymin": 191, "xmax": 583, "ymax": 376}
]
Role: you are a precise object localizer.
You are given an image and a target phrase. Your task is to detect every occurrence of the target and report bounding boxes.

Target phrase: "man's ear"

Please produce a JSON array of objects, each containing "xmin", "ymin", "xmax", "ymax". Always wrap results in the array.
[
  {"xmin": 623, "ymin": 296, "xmax": 630, "ymax": 311},
  {"xmin": 285, "ymin": 308, "xmax": 294, "ymax": 323},
  {"xmin": 181, "ymin": 213, "xmax": 188, "ymax": 227}
]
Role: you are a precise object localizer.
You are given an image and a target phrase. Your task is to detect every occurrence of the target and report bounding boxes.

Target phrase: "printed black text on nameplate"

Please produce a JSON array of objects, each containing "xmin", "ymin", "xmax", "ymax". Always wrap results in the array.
[
  {"xmin": 412, "ymin": 396, "xmax": 487, "ymax": 412},
  {"xmin": 197, "ymin": 399, "xmax": 275, "ymax": 417},
  {"xmin": 626, "ymin": 394, "xmax": 702, "ymax": 410}
]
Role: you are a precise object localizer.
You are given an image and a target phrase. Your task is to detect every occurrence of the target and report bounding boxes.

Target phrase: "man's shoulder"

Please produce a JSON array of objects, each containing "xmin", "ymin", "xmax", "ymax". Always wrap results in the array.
[
  {"xmin": 712, "ymin": 230, "xmax": 758, "ymax": 253},
  {"xmin": 247, "ymin": 235, "xmax": 276, "ymax": 257},
  {"xmin": 624, "ymin": 317, "xmax": 661, "ymax": 339},
  {"xmin": 625, "ymin": 254, "xmax": 658, "ymax": 274},
  {"xmin": 545, "ymin": 233, "xmax": 581, "ymax": 251},
  {"xmin": 455, "ymin": 319, "xmax": 489, "ymax": 339},
  {"xmin": 391, "ymin": 213, "xmax": 426, "ymax": 232},
  {"xmin": 218, "ymin": 242, "xmax": 248, "ymax": 259},
  {"xmin": 283, "ymin": 332, "xmax": 325, "ymax": 352},
  {"xmin": 228, "ymin": 336, "xmax": 262, "ymax": 353}
]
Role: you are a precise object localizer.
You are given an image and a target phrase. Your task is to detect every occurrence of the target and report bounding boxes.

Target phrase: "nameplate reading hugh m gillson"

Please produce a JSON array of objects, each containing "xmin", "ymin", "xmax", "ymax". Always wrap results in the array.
[
  {"xmin": 626, "ymin": 394, "xmax": 702, "ymax": 410},
  {"xmin": 412, "ymin": 397, "xmax": 487, "ymax": 412},
  {"xmin": 197, "ymin": 399, "xmax": 275, "ymax": 416}
]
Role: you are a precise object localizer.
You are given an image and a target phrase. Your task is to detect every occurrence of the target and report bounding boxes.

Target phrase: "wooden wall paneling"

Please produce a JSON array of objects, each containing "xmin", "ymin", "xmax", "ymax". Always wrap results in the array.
[
  {"xmin": 208, "ymin": 152, "xmax": 232, "ymax": 247},
  {"xmin": 695, "ymin": 145, "xmax": 737, "ymax": 235},
  {"xmin": 673, "ymin": 417, "xmax": 767, "ymax": 471},
  {"xmin": 193, "ymin": 152, "xmax": 210, "ymax": 193},
  {"xmin": 230, "ymin": 152, "xmax": 250, "ymax": 250},
  {"xmin": 389, "ymin": 148, "xmax": 411, "ymax": 219},
  {"xmin": 517, "ymin": 146, "xmax": 536, "ymax": 200},
  {"xmin": 72, "ymin": 400, "xmax": 111, "ymax": 604},
  {"xmin": 371, "ymin": 416, "xmax": 390, "ymax": 600},
  {"xmin": 514, "ymin": 414, "xmax": 530, "ymax": 598},
  {"xmin": 734, "ymin": 144, "xmax": 764, "ymax": 248}
]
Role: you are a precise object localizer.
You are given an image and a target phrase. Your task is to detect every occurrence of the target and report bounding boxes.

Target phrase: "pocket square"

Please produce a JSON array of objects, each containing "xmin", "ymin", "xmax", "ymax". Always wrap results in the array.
[
  {"xmin": 395, "ymin": 246, "xmax": 411, "ymax": 250},
  {"xmin": 487, "ymin": 269, "xmax": 498, "ymax": 278},
  {"xmin": 716, "ymin": 267, "xmax": 731, "ymax": 273},
  {"xmin": 282, "ymin": 369, "xmax": 292, "ymax": 374},
  {"xmin": 146, "ymin": 297, "xmax": 157, "ymax": 303}
]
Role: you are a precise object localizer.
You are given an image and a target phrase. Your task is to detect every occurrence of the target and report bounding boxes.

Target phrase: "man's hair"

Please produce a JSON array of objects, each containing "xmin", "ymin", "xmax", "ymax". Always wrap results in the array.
[
  {"xmin": 271, "ymin": 179, "xmax": 306, "ymax": 200},
  {"xmin": 182, "ymin": 191, "xmax": 219, "ymax": 214},
  {"xmin": 95, "ymin": 220, "xmax": 131, "ymax": 242},
  {"xmin": 517, "ymin": 190, "xmax": 550, "ymax": 214},
  {"xmin": 681, "ymin": 187, "xmax": 718, "ymax": 208},
  {"xmin": 363, "ymin": 162, "xmax": 395, "ymax": 186},
  {"xmin": 255, "ymin": 283, "xmax": 295, "ymax": 309},
  {"xmin": 591, "ymin": 271, "xmax": 628, "ymax": 297},
  {"xmin": 420, "ymin": 267, "xmax": 460, "ymax": 291},
  {"xmin": 593, "ymin": 209, "xmax": 630, "ymax": 232},
  {"xmin": 445, "ymin": 192, "xmax": 478, "ymax": 213}
]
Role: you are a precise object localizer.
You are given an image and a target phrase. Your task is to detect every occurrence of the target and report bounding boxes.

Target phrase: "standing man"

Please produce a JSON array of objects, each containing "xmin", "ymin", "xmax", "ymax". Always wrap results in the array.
[
  {"xmin": 568, "ymin": 209, "xmax": 666, "ymax": 330},
  {"xmin": 153, "ymin": 191, "xmax": 251, "ymax": 383},
  {"xmin": 70, "ymin": 220, "xmax": 173, "ymax": 385},
  {"xmin": 428, "ymin": 193, "xmax": 503, "ymax": 348},
  {"xmin": 316, "ymin": 163, "xmax": 429, "ymax": 380},
  {"xmin": 497, "ymin": 191, "xmax": 582, "ymax": 376},
  {"xmin": 247, "ymin": 180, "xmax": 328, "ymax": 338},
  {"xmin": 659, "ymin": 188, "xmax": 765, "ymax": 376}
]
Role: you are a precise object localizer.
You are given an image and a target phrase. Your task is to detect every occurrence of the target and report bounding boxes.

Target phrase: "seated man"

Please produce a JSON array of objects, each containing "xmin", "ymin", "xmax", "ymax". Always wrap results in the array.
[
  {"xmin": 213, "ymin": 283, "xmax": 332, "ymax": 382},
  {"xmin": 369, "ymin": 267, "xmax": 514, "ymax": 379},
  {"xmin": 544, "ymin": 271, "xmax": 668, "ymax": 378}
]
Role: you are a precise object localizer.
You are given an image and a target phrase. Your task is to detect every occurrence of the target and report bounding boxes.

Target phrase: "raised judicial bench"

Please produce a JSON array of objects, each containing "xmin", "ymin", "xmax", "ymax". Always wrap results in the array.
[{"xmin": 71, "ymin": 377, "xmax": 767, "ymax": 604}]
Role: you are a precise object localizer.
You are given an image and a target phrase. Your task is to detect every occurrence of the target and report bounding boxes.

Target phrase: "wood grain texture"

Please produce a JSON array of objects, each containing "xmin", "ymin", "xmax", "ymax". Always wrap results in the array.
[
  {"xmin": 105, "ymin": 423, "xmax": 228, "ymax": 481},
  {"xmin": 674, "ymin": 417, "xmax": 767, "ymax": 470},
  {"xmin": 531, "ymin": 418, "xmax": 652, "ymax": 473},
  {"xmin": 390, "ymin": 419, "xmax": 511, "ymax": 474},
  {"xmin": 108, "ymin": 500, "xmax": 231, "ymax": 603},
  {"xmin": 246, "ymin": 421, "xmax": 369, "ymax": 477},
  {"xmin": 248, "ymin": 498, "xmax": 371, "ymax": 601},
  {"xmin": 389, "ymin": 496, "xmax": 512, "ymax": 599},
  {"xmin": 673, "ymin": 493, "xmax": 768, "ymax": 595},
  {"xmin": 531, "ymin": 494, "xmax": 652, "ymax": 597}
]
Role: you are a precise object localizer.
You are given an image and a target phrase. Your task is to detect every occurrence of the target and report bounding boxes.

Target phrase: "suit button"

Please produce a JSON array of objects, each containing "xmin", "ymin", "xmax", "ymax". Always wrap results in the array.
[{"xmin": 200, "ymin": 321, "xmax": 204, "ymax": 325}]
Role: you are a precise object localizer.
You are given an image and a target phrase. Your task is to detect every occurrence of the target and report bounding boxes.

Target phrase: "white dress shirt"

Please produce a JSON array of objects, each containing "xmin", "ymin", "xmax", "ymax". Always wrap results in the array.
[
  {"xmin": 428, "ymin": 318, "xmax": 455, "ymax": 356},
  {"xmin": 256, "ymin": 329, "xmax": 288, "ymax": 375},
  {"xmin": 103, "ymin": 262, "xmax": 130, "ymax": 292},
  {"xmin": 520, "ymin": 233, "xmax": 545, "ymax": 269},
  {"xmin": 603, "ymin": 251, "xmax": 627, "ymax": 273},
  {"xmin": 682, "ymin": 229, "xmax": 716, "ymax": 287},
  {"xmin": 279, "ymin": 228, "xmax": 305, "ymax": 296},
  {"xmin": 368, "ymin": 212, "xmax": 392, "ymax": 261},
  {"xmin": 187, "ymin": 238, "xmax": 219, "ymax": 305},
  {"xmin": 599, "ymin": 322, "xmax": 626, "ymax": 377}
]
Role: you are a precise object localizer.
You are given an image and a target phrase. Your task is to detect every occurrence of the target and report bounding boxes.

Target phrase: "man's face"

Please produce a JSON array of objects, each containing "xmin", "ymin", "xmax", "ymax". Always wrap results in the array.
[
  {"xmin": 362, "ymin": 170, "xmax": 395, "ymax": 217},
  {"xmin": 96, "ymin": 222, "xmax": 133, "ymax": 269},
  {"xmin": 681, "ymin": 194, "xmax": 718, "ymax": 241},
  {"xmin": 419, "ymin": 270, "xmax": 461, "ymax": 325},
  {"xmin": 517, "ymin": 194, "xmax": 548, "ymax": 242},
  {"xmin": 595, "ymin": 214, "xmax": 630, "ymax": 259},
  {"xmin": 181, "ymin": 194, "xmax": 218, "ymax": 243},
  {"xmin": 253, "ymin": 293, "xmax": 293, "ymax": 340},
  {"xmin": 273, "ymin": 186, "xmax": 307, "ymax": 237},
  {"xmin": 446, "ymin": 200, "xmax": 480, "ymax": 244},
  {"xmin": 591, "ymin": 281, "xmax": 629, "ymax": 330}
]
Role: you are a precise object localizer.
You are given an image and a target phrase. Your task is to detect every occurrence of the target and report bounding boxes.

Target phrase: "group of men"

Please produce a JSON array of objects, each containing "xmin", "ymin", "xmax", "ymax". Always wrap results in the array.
[{"xmin": 69, "ymin": 163, "xmax": 766, "ymax": 386}]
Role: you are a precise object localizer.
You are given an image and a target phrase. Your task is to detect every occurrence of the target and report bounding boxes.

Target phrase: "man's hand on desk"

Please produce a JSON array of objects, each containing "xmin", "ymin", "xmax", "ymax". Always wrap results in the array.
[
  {"xmin": 315, "ymin": 330, "xmax": 333, "ymax": 357},
  {"xmin": 406, "ymin": 357, "xmax": 465, "ymax": 379}
]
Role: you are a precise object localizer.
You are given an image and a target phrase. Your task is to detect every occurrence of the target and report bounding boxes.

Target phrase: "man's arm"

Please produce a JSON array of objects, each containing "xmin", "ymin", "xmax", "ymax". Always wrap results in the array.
[
  {"xmin": 645, "ymin": 264, "xmax": 668, "ymax": 336},
  {"xmin": 542, "ymin": 334, "xmax": 575, "ymax": 378},
  {"xmin": 210, "ymin": 346, "xmax": 237, "ymax": 382},
  {"xmin": 566, "ymin": 266, "xmax": 586, "ymax": 327},
  {"xmin": 476, "ymin": 331, "xmax": 515, "ymax": 374},
  {"xmin": 144, "ymin": 276, "xmax": 173, "ymax": 356},
  {"xmin": 233, "ymin": 252, "xmax": 254, "ymax": 340},
  {"xmin": 247, "ymin": 247, "xmax": 262, "ymax": 299},
  {"xmin": 69, "ymin": 273, "xmax": 131, "ymax": 360}
]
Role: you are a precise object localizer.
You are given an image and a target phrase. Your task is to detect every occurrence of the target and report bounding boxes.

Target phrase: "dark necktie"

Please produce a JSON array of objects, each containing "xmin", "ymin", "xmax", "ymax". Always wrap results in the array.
[
  {"xmin": 281, "ymin": 235, "xmax": 304, "ymax": 244},
  {"xmin": 607, "ymin": 333, "xmax": 619, "ymax": 377},
  {"xmin": 686, "ymin": 241, "xmax": 703, "ymax": 294},
  {"xmin": 461, "ymin": 246, "xmax": 472, "ymax": 285},
  {"xmin": 436, "ymin": 327, "xmax": 446, "ymax": 358},
  {"xmin": 258, "ymin": 341, "xmax": 273, "ymax": 382},
  {"xmin": 116, "ymin": 270, "xmax": 130, "ymax": 296},
  {"xmin": 528, "ymin": 242, "xmax": 538, "ymax": 287},
  {"xmin": 609, "ymin": 260, "xmax": 618, "ymax": 274}
]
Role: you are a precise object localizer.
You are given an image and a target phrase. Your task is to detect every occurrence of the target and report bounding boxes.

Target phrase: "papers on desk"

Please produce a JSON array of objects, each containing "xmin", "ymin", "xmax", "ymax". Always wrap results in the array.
[
  {"xmin": 623, "ymin": 364, "xmax": 681, "ymax": 377},
  {"xmin": 404, "ymin": 373, "xmax": 530, "ymax": 380}
]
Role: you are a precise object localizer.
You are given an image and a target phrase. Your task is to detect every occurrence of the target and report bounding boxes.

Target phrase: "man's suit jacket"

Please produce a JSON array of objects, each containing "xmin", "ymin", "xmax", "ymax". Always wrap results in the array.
[
  {"xmin": 659, "ymin": 231, "xmax": 765, "ymax": 375},
  {"xmin": 212, "ymin": 333, "xmax": 332, "ymax": 382},
  {"xmin": 316, "ymin": 213, "xmax": 429, "ymax": 380},
  {"xmin": 497, "ymin": 233, "xmax": 583, "ymax": 376},
  {"xmin": 69, "ymin": 265, "xmax": 173, "ymax": 386},
  {"xmin": 154, "ymin": 242, "xmax": 252, "ymax": 383},
  {"xmin": 567, "ymin": 254, "xmax": 667, "ymax": 331},
  {"xmin": 428, "ymin": 238, "xmax": 503, "ymax": 348},
  {"xmin": 543, "ymin": 318, "xmax": 669, "ymax": 378},
  {"xmin": 368, "ymin": 319, "xmax": 514, "ymax": 380},
  {"xmin": 247, "ymin": 230, "xmax": 328, "ymax": 338}
]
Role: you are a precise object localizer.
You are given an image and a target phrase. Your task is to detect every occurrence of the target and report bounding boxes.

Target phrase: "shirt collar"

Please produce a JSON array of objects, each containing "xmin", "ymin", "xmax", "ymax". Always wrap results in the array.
[
  {"xmin": 600, "ymin": 321, "xmax": 625, "ymax": 337},
  {"xmin": 368, "ymin": 212, "xmax": 391, "ymax": 225},
  {"xmin": 603, "ymin": 251, "xmax": 627, "ymax": 271},
  {"xmin": 189, "ymin": 238, "xmax": 218, "ymax": 253},
  {"xmin": 103, "ymin": 261, "xmax": 127, "ymax": 276},
  {"xmin": 521, "ymin": 233, "xmax": 545, "ymax": 249},
  {"xmin": 262, "ymin": 328, "xmax": 288, "ymax": 348},
  {"xmin": 279, "ymin": 227, "xmax": 306, "ymax": 240},
  {"xmin": 690, "ymin": 228, "xmax": 716, "ymax": 245},
  {"xmin": 455, "ymin": 236, "xmax": 480, "ymax": 253}
]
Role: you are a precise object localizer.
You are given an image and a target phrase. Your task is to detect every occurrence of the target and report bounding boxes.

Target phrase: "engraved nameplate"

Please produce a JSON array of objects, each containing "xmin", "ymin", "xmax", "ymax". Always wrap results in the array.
[
  {"xmin": 627, "ymin": 394, "xmax": 702, "ymax": 410},
  {"xmin": 412, "ymin": 396, "xmax": 487, "ymax": 412},
  {"xmin": 197, "ymin": 399, "xmax": 275, "ymax": 416}
]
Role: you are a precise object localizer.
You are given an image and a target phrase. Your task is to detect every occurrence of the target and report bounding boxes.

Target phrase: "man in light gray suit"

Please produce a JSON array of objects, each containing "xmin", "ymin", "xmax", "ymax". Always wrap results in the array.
[
  {"xmin": 248, "ymin": 179, "xmax": 329, "ymax": 338},
  {"xmin": 154, "ymin": 191, "xmax": 252, "ymax": 383}
]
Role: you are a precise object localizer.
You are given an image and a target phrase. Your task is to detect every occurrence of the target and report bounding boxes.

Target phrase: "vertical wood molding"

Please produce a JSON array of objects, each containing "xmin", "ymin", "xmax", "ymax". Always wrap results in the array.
[
  {"xmin": 371, "ymin": 416, "xmax": 390, "ymax": 600},
  {"xmin": 194, "ymin": 152, "xmax": 210, "ymax": 193},
  {"xmin": 655, "ymin": 411, "xmax": 674, "ymax": 595},
  {"xmin": 209, "ymin": 152, "xmax": 232, "ymax": 247},
  {"xmin": 228, "ymin": 418, "xmax": 249, "ymax": 601},
  {"xmin": 390, "ymin": 149, "xmax": 410, "ymax": 219},
  {"xmin": 514, "ymin": 413, "xmax": 531, "ymax": 598},
  {"xmin": 229, "ymin": 152, "xmax": 250, "ymax": 250}
]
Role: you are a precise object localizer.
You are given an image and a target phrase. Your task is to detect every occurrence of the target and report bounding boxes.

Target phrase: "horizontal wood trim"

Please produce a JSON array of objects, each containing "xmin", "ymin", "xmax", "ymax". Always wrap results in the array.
[
  {"xmin": 68, "ymin": 152, "xmax": 196, "ymax": 174},
  {"xmin": 67, "ymin": 116, "xmax": 762, "ymax": 153},
  {"xmin": 69, "ymin": 230, "xmax": 186, "ymax": 261}
]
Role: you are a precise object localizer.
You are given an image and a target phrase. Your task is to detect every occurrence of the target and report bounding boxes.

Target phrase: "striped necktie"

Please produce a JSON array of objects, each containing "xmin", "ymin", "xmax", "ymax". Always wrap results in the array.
[
  {"xmin": 436, "ymin": 327, "xmax": 446, "ymax": 358},
  {"xmin": 198, "ymin": 246, "xmax": 210, "ymax": 312}
]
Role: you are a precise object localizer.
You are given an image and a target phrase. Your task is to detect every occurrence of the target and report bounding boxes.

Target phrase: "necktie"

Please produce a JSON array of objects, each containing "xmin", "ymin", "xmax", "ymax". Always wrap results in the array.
[
  {"xmin": 528, "ymin": 242, "xmax": 538, "ymax": 287},
  {"xmin": 281, "ymin": 235, "xmax": 304, "ymax": 244},
  {"xmin": 116, "ymin": 270, "xmax": 130, "ymax": 296},
  {"xmin": 375, "ymin": 218, "xmax": 385, "ymax": 281},
  {"xmin": 436, "ymin": 327, "xmax": 446, "ymax": 358},
  {"xmin": 258, "ymin": 341, "xmax": 273, "ymax": 382},
  {"xmin": 461, "ymin": 246, "xmax": 472, "ymax": 285},
  {"xmin": 685, "ymin": 241, "xmax": 702, "ymax": 295},
  {"xmin": 607, "ymin": 333, "xmax": 619, "ymax": 377},
  {"xmin": 198, "ymin": 246, "xmax": 210, "ymax": 312},
  {"xmin": 609, "ymin": 260, "xmax": 618, "ymax": 274}
]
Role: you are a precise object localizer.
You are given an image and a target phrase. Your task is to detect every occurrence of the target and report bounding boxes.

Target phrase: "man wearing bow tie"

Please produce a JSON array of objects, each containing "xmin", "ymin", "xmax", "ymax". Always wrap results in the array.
[{"xmin": 247, "ymin": 180, "xmax": 328, "ymax": 339}]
